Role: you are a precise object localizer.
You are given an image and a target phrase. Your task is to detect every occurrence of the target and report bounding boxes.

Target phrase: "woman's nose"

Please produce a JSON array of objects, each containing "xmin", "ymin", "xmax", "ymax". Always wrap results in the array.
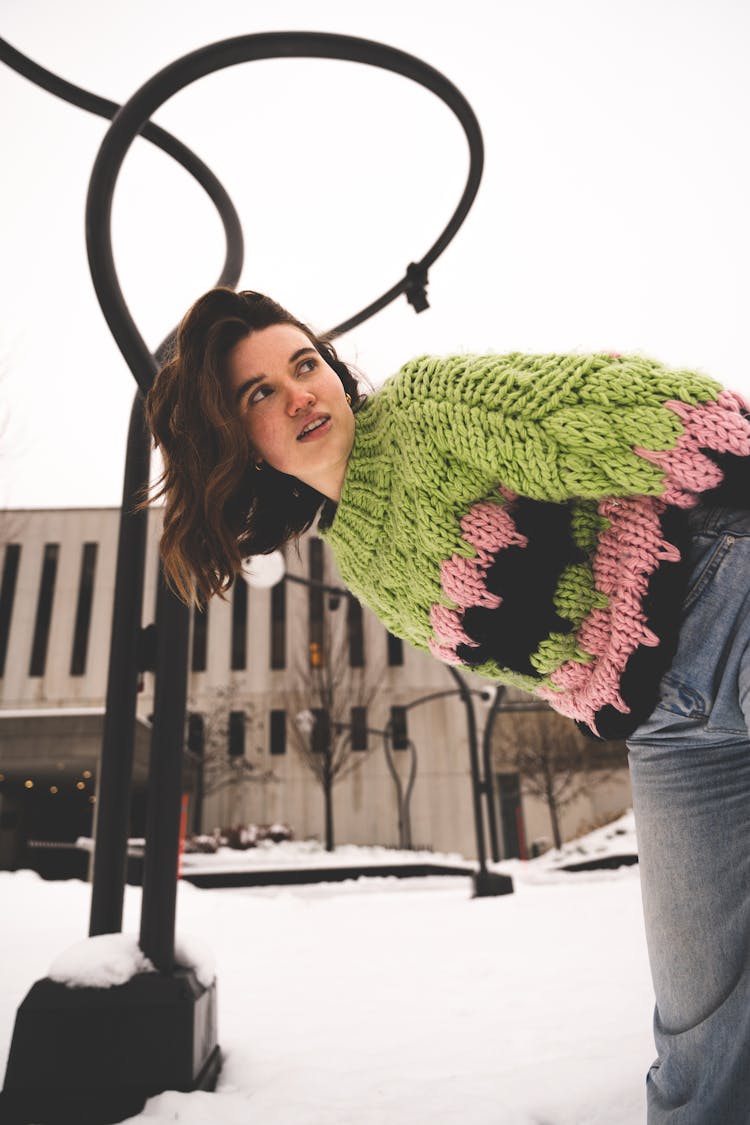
[{"xmin": 287, "ymin": 388, "xmax": 315, "ymax": 415}]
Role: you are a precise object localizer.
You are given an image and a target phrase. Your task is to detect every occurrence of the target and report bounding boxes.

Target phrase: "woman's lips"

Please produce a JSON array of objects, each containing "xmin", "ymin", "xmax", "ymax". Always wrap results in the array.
[{"xmin": 297, "ymin": 417, "xmax": 332, "ymax": 442}]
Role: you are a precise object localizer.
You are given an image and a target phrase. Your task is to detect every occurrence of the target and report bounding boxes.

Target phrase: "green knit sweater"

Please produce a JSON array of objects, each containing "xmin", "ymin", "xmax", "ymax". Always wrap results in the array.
[{"xmin": 318, "ymin": 352, "xmax": 750, "ymax": 737}]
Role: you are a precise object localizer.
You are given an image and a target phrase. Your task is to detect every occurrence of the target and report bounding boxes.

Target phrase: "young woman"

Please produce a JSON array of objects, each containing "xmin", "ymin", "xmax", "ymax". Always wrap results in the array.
[{"xmin": 146, "ymin": 285, "xmax": 750, "ymax": 1123}]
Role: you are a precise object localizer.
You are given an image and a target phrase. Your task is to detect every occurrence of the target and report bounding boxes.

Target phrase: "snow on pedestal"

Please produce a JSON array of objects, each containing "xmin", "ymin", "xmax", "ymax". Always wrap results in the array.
[{"xmin": 48, "ymin": 932, "xmax": 215, "ymax": 989}]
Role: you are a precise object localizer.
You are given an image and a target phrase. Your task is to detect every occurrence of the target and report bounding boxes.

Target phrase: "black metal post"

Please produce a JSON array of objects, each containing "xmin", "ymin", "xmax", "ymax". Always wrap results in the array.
[
  {"xmin": 88, "ymin": 390, "xmax": 150, "ymax": 936},
  {"xmin": 446, "ymin": 667, "xmax": 513, "ymax": 897},
  {"xmin": 481, "ymin": 687, "xmax": 503, "ymax": 863},
  {"xmin": 139, "ymin": 571, "xmax": 191, "ymax": 973},
  {"xmin": 447, "ymin": 667, "xmax": 487, "ymax": 868}
]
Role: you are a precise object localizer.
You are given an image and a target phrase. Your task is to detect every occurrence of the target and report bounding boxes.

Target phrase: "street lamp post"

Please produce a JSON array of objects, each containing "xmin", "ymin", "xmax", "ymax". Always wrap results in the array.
[
  {"xmin": 245, "ymin": 555, "xmax": 512, "ymax": 898},
  {"xmin": 444, "ymin": 668, "xmax": 512, "ymax": 896}
]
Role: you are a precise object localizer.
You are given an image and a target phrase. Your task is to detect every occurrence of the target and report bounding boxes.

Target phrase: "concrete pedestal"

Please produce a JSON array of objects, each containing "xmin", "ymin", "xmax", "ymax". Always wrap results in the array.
[
  {"xmin": 473, "ymin": 870, "xmax": 514, "ymax": 897},
  {"xmin": 1, "ymin": 968, "xmax": 220, "ymax": 1124}
]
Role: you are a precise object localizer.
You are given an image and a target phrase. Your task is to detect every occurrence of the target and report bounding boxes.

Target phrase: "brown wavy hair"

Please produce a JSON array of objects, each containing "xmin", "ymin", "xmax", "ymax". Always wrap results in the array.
[{"xmin": 143, "ymin": 287, "xmax": 364, "ymax": 607}]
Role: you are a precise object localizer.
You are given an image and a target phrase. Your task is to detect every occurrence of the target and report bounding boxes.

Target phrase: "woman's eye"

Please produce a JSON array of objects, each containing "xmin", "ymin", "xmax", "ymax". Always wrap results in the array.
[
  {"xmin": 298, "ymin": 359, "xmax": 317, "ymax": 375},
  {"xmin": 249, "ymin": 385, "xmax": 272, "ymax": 405}
]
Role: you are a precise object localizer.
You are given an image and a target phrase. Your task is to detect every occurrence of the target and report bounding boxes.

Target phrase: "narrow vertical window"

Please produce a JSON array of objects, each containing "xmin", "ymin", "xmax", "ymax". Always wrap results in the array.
[
  {"xmin": 387, "ymin": 631, "xmax": 404, "ymax": 666},
  {"xmin": 228, "ymin": 711, "xmax": 245, "ymax": 758},
  {"xmin": 496, "ymin": 772, "xmax": 526, "ymax": 860},
  {"xmin": 270, "ymin": 581, "xmax": 286, "ymax": 670},
  {"xmin": 390, "ymin": 705, "xmax": 408, "ymax": 750},
  {"xmin": 187, "ymin": 713, "xmax": 205, "ymax": 757},
  {"xmin": 231, "ymin": 578, "xmax": 247, "ymax": 671},
  {"xmin": 270, "ymin": 709, "xmax": 286, "ymax": 756},
  {"xmin": 311, "ymin": 708, "xmax": 330, "ymax": 754},
  {"xmin": 351, "ymin": 706, "xmax": 367, "ymax": 751},
  {"xmin": 0, "ymin": 544, "xmax": 21, "ymax": 678},
  {"xmin": 29, "ymin": 544, "xmax": 59, "ymax": 677},
  {"xmin": 347, "ymin": 598, "xmax": 364, "ymax": 668},
  {"xmin": 192, "ymin": 605, "xmax": 208, "ymax": 672},
  {"xmin": 309, "ymin": 539, "xmax": 324, "ymax": 668},
  {"xmin": 70, "ymin": 543, "xmax": 98, "ymax": 676}
]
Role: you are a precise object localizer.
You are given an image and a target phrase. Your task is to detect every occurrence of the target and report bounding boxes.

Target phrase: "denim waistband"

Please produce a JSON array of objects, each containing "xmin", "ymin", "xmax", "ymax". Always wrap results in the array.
[{"xmin": 684, "ymin": 501, "xmax": 750, "ymax": 537}]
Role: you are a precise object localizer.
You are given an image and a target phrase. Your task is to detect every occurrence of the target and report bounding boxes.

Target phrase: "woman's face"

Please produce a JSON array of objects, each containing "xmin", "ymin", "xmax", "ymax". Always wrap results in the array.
[{"xmin": 226, "ymin": 323, "xmax": 356, "ymax": 503}]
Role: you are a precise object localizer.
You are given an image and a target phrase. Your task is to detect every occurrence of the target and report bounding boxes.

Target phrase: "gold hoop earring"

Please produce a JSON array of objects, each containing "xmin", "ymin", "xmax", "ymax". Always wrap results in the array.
[
  {"xmin": 345, "ymin": 393, "xmax": 352, "ymax": 406},
  {"xmin": 254, "ymin": 461, "xmax": 263, "ymax": 472}
]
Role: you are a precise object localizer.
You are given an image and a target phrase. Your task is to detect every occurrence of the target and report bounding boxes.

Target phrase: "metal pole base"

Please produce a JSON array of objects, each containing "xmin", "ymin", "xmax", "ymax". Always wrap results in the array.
[
  {"xmin": 472, "ymin": 870, "xmax": 514, "ymax": 897},
  {"xmin": 1, "ymin": 968, "xmax": 220, "ymax": 1124}
]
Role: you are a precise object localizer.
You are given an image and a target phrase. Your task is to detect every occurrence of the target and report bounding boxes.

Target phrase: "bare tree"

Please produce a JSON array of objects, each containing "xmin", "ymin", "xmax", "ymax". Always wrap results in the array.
[
  {"xmin": 287, "ymin": 606, "xmax": 385, "ymax": 851},
  {"xmin": 186, "ymin": 686, "xmax": 276, "ymax": 832},
  {"xmin": 493, "ymin": 706, "xmax": 624, "ymax": 849}
]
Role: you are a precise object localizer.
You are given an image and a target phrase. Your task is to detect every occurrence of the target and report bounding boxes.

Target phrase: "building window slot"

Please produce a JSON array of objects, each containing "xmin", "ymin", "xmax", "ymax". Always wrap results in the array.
[
  {"xmin": 270, "ymin": 709, "xmax": 286, "ymax": 756},
  {"xmin": 231, "ymin": 578, "xmax": 247, "ymax": 671},
  {"xmin": 390, "ymin": 705, "xmax": 408, "ymax": 750},
  {"xmin": 309, "ymin": 539, "xmax": 324, "ymax": 668},
  {"xmin": 29, "ymin": 544, "xmax": 59, "ymax": 677},
  {"xmin": 347, "ymin": 598, "xmax": 364, "ymax": 667},
  {"xmin": 387, "ymin": 631, "xmax": 404, "ymax": 667},
  {"xmin": 70, "ymin": 543, "xmax": 98, "ymax": 676},
  {"xmin": 192, "ymin": 605, "xmax": 208, "ymax": 672},
  {"xmin": 228, "ymin": 710, "xmax": 245, "ymax": 758},
  {"xmin": 0, "ymin": 544, "xmax": 21, "ymax": 678},
  {"xmin": 351, "ymin": 706, "xmax": 367, "ymax": 751},
  {"xmin": 311, "ymin": 708, "xmax": 330, "ymax": 754},
  {"xmin": 271, "ymin": 581, "xmax": 286, "ymax": 670}
]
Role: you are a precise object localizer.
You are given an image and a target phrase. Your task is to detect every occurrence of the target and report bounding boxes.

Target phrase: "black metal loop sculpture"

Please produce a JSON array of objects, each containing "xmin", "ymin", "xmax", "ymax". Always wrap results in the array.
[
  {"xmin": 0, "ymin": 34, "xmax": 488, "ymax": 1120},
  {"xmin": 83, "ymin": 31, "xmax": 484, "ymax": 391},
  {"xmin": 2, "ymin": 26, "xmax": 487, "ymax": 947},
  {"xmin": 0, "ymin": 34, "xmax": 245, "ymax": 365}
]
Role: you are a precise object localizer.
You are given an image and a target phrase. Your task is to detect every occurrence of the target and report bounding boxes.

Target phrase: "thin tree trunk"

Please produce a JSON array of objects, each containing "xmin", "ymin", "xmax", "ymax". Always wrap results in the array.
[
  {"xmin": 324, "ymin": 764, "xmax": 334, "ymax": 852},
  {"xmin": 543, "ymin": 760, "xmax": 563, "ymax": 849},
  {"xmin": 548, "ymin": 794, "xmax": 563, "ymax": 849}
]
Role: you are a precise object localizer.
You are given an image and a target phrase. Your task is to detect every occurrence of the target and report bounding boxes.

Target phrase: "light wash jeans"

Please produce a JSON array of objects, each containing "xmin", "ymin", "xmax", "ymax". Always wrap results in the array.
[{"xmin": 627, "ymin": 504, "xmax": 750, "ymax": 1124}]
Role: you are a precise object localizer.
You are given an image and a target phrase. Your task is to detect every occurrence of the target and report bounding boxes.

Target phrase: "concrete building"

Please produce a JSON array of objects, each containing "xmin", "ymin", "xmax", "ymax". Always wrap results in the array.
[{"xmin": 0, "ymin": 508, "xmax": 631, "ymax": 867}]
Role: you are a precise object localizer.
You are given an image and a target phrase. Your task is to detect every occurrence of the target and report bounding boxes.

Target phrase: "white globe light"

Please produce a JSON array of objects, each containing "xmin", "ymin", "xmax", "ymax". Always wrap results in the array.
[
  {"xmin": 240, "ymin": 551, "xmax": 286, "ymax": 589},
  {"xmin": 295, "ymin": 709, "xmax": 315, "ymax": 735}
]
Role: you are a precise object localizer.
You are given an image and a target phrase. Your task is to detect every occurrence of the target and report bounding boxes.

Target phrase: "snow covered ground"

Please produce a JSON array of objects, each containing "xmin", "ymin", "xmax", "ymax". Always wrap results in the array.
[
  {"xmin": 0, "ymin": 812, "xmax": 654, "ymax": 1124},
  {"xmin": 175, "ymin": 806, "xmax": 638, "ymax": 876}
]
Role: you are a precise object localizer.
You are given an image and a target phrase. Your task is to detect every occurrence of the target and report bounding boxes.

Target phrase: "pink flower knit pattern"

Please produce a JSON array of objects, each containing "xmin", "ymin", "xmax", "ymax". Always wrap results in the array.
[
  {"xmin": 429, "ymin": 500, "xmax": 526, "ymax": 663},
  {"xmin": 634, "ymin": 392, "xmax": 750, "ymax": 506},
  {"xmin": 539, "ymin": 393, "xmax": 750, "ymax": 730},
  {"xmin": 537, "ymin": 496, "xmax": 678, "ymax": 731}
]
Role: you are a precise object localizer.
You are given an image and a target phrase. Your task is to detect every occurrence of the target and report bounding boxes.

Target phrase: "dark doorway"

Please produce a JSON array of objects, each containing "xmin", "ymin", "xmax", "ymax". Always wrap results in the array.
[{"xmin": 496, "ymin": 772, "xmax": 526, "ymax": 859}]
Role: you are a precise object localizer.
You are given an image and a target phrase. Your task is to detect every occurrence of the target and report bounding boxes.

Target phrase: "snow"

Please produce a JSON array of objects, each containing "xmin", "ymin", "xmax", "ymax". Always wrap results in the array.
[
  {"xmin": 172, "ymin": 809, "xmax": 636, "ymax": 876},
  {"xmin": 0, "ymin": 813, "xmax": 654, "ymax": 1125},
  {"xmin": 47, "ymin": 931, "xmax": 215, "ymax": 991},
  {"xmin": 180, "ymin": 839, "xmax": 472, "ymax": 874}
]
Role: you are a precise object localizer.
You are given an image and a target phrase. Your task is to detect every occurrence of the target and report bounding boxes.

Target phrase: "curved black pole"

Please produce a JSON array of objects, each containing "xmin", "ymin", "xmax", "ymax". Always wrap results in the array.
[
  {"xmin": 4, "ymin": 30, "xmax": 485, "ymax": 957},
  {"xmin": 0, "ymin": 36, "xmax": 249, "ymax": 942},
  {"xmin": 0, "ymin": 35, "xmax": 245, "ymax": 350},
  {"xmin": 84, "ymin": 29, "xmax": 484, "ymax": 388},
  {"xmin": 446, "ymin": 666, "xmax": 488, "ymax": 871}
]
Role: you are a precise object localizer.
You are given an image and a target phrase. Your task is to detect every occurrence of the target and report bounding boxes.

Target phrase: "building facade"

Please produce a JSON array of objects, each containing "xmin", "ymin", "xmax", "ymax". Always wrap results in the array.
[{"xmin": 0, "ymin": 508, "xmax": 632, "ymax": 865}]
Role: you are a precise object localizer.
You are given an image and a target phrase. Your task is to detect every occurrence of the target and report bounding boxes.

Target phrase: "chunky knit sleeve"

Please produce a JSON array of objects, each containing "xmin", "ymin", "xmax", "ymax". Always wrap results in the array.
[
  {"xmin": 389, "ymin": 352, "xmax": 750, "ymax": 505},
  {"xmin": 320, "ymin": 350, "xmax": 750, "ymax": 739}
]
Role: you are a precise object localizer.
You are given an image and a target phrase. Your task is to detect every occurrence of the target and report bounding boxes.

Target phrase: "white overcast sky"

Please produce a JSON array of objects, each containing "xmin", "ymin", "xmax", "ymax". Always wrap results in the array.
[{"xmin": 2, "ymin": 0, "xmax": 750, "ymax": 509}]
